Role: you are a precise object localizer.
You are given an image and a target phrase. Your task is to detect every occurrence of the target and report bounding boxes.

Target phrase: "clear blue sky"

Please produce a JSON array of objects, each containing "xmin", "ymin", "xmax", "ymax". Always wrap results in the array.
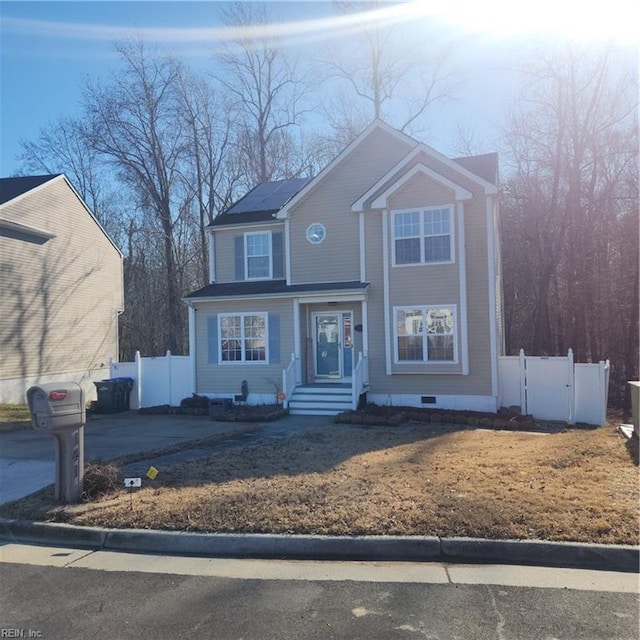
[{"xmin": 1, "ymin": 1, "xmax": 636, "ymax": 176}]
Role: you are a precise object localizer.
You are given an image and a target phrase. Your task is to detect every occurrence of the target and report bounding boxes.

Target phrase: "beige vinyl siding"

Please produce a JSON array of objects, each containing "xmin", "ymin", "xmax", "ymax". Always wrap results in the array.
[
  {"xmin": 0, "ymin": 177, "xmax": 123, "ymax": 381},
  {"xmin": 363, "ymin": 174, "xmax": 493, "ymax": 396},
  {"xmin": 213, "ymin": 222, "xmax": 285, "ymax": 284},
  {"xmin": 388, "ymin": 172, "xmax": 455, "ymax": 210},
  {"xmin": 194, "ymin": 297, "xmax": 293, "ymax": 395},
  {"xmin": 288, "ymin": 128, "xmax": 414, "ymax": 284}
]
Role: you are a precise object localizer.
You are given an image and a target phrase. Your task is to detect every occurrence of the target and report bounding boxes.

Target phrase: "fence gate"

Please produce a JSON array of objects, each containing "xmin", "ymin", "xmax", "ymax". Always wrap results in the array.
[
  {"xmin": 498, "ymin": 349, "xmax": 610, "ymax": 425},
  {"xmin": 524, "ymin": 356, "xmax": 572, "ymax": 422}
]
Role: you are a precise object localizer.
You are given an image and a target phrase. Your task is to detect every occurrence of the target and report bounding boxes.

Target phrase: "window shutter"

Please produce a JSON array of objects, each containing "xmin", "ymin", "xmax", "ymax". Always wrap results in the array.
[
  {"xmin": 234, "ymin": 236, "xmax": 244, "ymax": 280},
  {"xmin": 269, "ymin": 313, "xmax": 280, "ymax": 364},
  {"xmin": 272, "ymin": 232, "xmax": 284, "ymax": 279},
  {"xmin": 208, "ymin": 315, "xmax": 218, "ymax": 363}
]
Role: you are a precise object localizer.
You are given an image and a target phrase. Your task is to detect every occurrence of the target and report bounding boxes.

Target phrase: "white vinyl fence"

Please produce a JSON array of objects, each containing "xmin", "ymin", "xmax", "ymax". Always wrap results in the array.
[
  {"xmin": 498, "ymin": 349, "xmax": 610, "ymax": 425},
  {"xmin": 110, "ymin": 351, "xmax": 193, "ymax": 409}
]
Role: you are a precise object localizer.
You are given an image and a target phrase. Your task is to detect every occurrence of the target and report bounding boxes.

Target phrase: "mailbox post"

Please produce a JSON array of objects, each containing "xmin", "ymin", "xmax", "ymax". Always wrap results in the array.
[{"xmin": 26, "ymin": 382, "xmax": 86, "ymax": 503}]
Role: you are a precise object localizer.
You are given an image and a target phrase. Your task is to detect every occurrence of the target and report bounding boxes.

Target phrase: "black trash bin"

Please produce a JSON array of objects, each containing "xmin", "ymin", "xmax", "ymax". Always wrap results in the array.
[
  {"xmin": 94, "ymin": 380, "xmax": 118, "ymax": 413},
  {"xmin": 94, "ymin": 378, "xmax": 134, "ymax": 413},
  {"xmin": 111, "ymin": 377, "xmax": 134, "ymax": 411}
]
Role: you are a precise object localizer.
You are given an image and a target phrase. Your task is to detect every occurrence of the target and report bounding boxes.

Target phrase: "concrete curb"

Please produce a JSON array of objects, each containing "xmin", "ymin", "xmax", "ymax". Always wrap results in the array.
[{"xmin": 0, "ymin": 518, "xmax": 637, "ymax": 573}]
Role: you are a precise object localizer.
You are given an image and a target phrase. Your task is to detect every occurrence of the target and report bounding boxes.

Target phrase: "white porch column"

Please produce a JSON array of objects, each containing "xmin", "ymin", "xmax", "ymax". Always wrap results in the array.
[
  {"xmin": 285, "ymin": 219, "xmax": 292, "ymax": 285},
  {"xmin": 457, "ymin": 201, "xmax": 469, "ymax": 375},
  {"xmin": 207, "ymin": 230, "xmax": 215, "ymax": 283},
  {"xmin": 293, "ymin": 298, "xmax": 301, "ymax": 384},
  {"xmin": 359, "ymin": 211, "xmax": 366, "ymax": 283},
  {"xmin": 382, "ymin": 209, "xmax": 391, "ymax": 375},
  {"xmin": 361, "ymin": 299, "xmax": 369, "ymax": 356},
  {"xmin": 188, "ymin": 306, "xmax": 197, "ymax": 395}
]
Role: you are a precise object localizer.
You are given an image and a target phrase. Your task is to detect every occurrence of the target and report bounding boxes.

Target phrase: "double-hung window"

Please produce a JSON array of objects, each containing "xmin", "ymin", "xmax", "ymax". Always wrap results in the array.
[
  {"xmin": 245, "ymin": 231, "xmax": 272, "ymax": 279},
  {"xmin": 395, "ymin": 306, "xmax": 456, "ymax": 363},
  {"xmin": 393, "ymin": 206, "xmax": 453, "ymax": 265},
  {"xmin": 219, "ymin": 312, "xmax": 267, "ymax": 363}
]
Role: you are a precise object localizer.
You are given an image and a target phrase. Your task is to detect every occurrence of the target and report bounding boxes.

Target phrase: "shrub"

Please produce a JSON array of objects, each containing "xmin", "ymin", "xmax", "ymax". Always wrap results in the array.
[
  {"xmin": 83, "ymin": 462, "xmax": 122, "ymax": 500},
  {"xmin": 180, "ymin": 394, "xmax": 210, "ymax": 410}
]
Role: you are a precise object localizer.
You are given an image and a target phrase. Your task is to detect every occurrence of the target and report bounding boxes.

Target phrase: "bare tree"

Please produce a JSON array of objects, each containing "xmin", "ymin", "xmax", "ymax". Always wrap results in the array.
[
  {"xmin": 83, "ymin": 39, "xmax": 191, "ymax": 354},
  {"xmin": 501, "ymin": 43, "xmax": 639, "ymax": 408},
  {"xmin": 177, "ymin": 70, "xmax": 238, "ymax": 284},
  {"xmin": 214, "ymin": 2, "xmax": 311, "ymax": 187},
  {"xmin": 321, "ymin": 1, "xmax": 453, "ymax": 144},
  {"xmin": 17, "ymin": 116, "xmax": 126, "ymax": 244}
]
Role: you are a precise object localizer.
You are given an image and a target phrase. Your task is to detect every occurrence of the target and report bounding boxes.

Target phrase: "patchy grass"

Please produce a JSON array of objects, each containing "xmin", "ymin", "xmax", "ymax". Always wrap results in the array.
[
  {"xmin": 2, "ymin": 422, "xmax": 637, "ymax": 545},
  {"xmin": 0, "ymin": 404, "xmax": 31, "ymax": 433}
]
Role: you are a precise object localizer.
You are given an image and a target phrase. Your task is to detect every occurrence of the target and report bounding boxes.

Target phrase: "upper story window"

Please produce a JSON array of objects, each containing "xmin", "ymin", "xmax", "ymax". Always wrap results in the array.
[
  {"xmin": 306, "ymin": 223, "xmax": 326, "ymax": 244},
  {"xmin": 234, "ymin": 230, "xmax": 284, "ymax": 281},
  {"xmin": 393, "ymin": 206, "xmax": 453, "ymax": 265},
  {"xmin": 245, "ymin": 231, "xmax": 272, "ymax": 279}
]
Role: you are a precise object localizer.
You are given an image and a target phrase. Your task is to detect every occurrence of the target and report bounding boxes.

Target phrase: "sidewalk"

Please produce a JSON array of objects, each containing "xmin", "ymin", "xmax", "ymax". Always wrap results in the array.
[{"xmin": 1, "ymin": 541, "xmax": 637, "ymax": 593}]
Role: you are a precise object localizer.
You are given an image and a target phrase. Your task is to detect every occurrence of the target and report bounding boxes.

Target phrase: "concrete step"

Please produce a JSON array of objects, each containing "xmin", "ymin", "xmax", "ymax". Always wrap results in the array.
[
  {"xmin": 290, "ymin": 393, "xmax": 352, "ymax": 403},
  {"xmin": 287, "ymin": 385, "xmax": 354, "ymax": 416},
  {"xmin": 289, "ymin": 407, "xmax": 345, "ymax": 416},
  {"xmin": 294, "ymin": 386, "xmax": 351, "ymax": 395}
]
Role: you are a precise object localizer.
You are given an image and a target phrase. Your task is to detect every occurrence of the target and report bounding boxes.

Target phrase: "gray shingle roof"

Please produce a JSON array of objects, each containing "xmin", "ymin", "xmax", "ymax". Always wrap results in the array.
[
  {"xmin": 0, "ymin": 175, "xmax": 60, "ymax": 206},
  {"xmin": 185, "ymin": 280, "xmax": 369, "ymax": 300},
  {"xmin": 453, "ymin": 153, "xmax": 499, "ymax": 185}
]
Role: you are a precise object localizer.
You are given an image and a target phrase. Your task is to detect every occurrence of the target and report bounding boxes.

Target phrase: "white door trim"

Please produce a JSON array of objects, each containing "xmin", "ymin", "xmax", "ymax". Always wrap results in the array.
[{"xmin": 311, "ymin": 311, "xmax": 344, "ymax": 380}]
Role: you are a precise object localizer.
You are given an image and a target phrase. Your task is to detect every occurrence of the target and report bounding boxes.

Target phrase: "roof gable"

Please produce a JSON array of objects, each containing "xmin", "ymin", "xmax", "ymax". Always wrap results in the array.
[
  {"xmin": 276, "ymin": 120, "xmax": 417, "ymax": 219},
  {"xmin": 370, "ymin": 163, "xmax": 473, "ymax": 209},
  {"xmin": 0, "ymin": 173, "xmax": 122, "ymax": 257},
  {"xmin": 352, "ymin": 144, "xmax": 498, "ymax": 212},
  {"xmin": 0, "ymin": 174, "xmax": 60, "ymax": 207}
]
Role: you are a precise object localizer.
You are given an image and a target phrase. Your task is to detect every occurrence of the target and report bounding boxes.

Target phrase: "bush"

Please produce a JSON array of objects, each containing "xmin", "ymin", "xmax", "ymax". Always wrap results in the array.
[
  {"xmin": 180, "ymin": 394, "xmax": 210, "ymax": 410},
  {"xmin": 83, "ymin": 462, "xmax": 122, "ymax": 500}
]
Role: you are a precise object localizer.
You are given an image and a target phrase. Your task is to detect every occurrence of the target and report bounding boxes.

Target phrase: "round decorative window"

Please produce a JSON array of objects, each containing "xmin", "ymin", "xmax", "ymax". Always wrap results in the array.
[{"xmin": 306, "ymin": 223, "xmax": 326, "ymax": 245}]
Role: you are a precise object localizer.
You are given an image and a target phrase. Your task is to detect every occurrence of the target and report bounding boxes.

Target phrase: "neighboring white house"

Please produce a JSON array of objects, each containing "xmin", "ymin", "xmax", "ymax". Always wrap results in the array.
[
  {"xmin": 0, "ymin": 174, "xmax": 124, "ymax": 404},
  {"xmin": 184, "ymin": 120, "xmax": 504, "ymax": 415}
]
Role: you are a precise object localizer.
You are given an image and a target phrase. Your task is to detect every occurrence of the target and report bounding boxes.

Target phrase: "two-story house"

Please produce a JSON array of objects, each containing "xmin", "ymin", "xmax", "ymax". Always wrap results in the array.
[
  {"xmin": 0, "ymin": 174, "xmax": 123, "ymax": 404},
  {"xmin": 185, "ymin": 120, "xmax": 503, "ymax": 415}
]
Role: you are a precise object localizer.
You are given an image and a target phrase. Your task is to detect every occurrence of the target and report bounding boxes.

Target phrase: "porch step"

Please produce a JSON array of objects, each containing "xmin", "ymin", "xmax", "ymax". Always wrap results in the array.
[{"xmin": 288, "ymin": 385, "xmax": 353, "ymax": 416}]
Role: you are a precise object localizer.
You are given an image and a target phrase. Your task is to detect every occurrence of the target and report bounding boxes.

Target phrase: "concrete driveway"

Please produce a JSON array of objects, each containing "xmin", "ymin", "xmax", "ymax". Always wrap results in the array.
[{"xmin": 0, "ymin": 411, "xmax": 329, "ymax": 504}]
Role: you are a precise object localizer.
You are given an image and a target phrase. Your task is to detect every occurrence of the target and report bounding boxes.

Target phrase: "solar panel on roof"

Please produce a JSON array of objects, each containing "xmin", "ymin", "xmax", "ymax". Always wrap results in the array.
[{"xmin": 226, "ymin": 177, "xmax": 311, "ymax": 215}]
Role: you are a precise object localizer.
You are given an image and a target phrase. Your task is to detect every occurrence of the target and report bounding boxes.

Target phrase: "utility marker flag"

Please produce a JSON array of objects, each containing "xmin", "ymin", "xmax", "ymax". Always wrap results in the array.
[{"xmin": 147, "ymin": 466, "xmax": 159, "ymax": 480}]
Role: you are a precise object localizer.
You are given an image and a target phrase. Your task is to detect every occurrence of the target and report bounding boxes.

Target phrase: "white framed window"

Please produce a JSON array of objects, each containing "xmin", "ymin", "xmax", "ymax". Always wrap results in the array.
[
  {"xmin": 245, "ymin": 231, "xmax": 272, "ymax": 279},
  {"xmin": 219, "ymin": 312, "xmax": 267, "ymax": 363},
  {"xmin": 306, "ymin": 222, "xmax": 326, "ymax": 244},
  {"xmin": 393, "ymin": 206, "xmax": 454, "ymax": 265},
  {"xmin": 394, "ymin": 305, "xmax": 457, "ymax": 363}
]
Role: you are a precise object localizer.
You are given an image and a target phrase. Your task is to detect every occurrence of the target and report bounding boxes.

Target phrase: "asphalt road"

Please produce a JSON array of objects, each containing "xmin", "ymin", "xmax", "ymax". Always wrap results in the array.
[{"xmin": 1, "ymin": 544, "xmax": 638, "ymax": 640}]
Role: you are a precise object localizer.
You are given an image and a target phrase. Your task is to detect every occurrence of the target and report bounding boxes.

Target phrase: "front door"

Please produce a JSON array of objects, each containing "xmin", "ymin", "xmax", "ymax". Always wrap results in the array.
[
  {"xmin": 312, "ymin": 312, "xmax": 354, "ymax": 380},
  {"xmin": 313, "ymin": 313, "xmax": 341, "ymax": 378}
]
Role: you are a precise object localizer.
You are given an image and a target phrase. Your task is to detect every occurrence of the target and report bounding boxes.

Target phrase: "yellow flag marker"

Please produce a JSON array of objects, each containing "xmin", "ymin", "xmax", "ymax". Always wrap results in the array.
[{"xmin": 146, "ymin": 466, "xmax": 159, "ymax": 480}]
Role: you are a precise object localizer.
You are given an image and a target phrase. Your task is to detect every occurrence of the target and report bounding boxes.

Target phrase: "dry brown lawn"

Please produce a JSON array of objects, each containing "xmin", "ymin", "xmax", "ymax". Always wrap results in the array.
[
  {"xmin": 2, "ymin": 422, "xmax": 638, "ymax": 544},
  {"xmin": 0, "ymin": 404, "xmax": 31, "ymax": 433}
]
